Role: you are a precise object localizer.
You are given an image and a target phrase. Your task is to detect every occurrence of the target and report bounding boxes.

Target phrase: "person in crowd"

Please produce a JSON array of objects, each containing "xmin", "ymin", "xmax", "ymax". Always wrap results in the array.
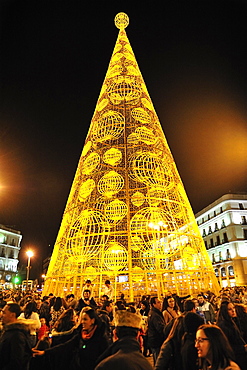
[
  {"xmin": 18, "ymin": 300, "xmax": 41, "ymax": 347},
  {"xmin": 192, "ymin": 297, "xmax": 206, "ymax": 322},
  {"xmin": 181, "ymin": 312, "xmax": 204, "ymax": 370},
  {"xmin": 102, "ymin": 280, "xmax": 114, "ymax": 301},
  {"xmin": 195, "ymin": 324, "xmax": 240, "ymax": 370},
  {"xmin": 0, "ymin": 292, "xmax": 7, "ymax": 309},
  {"xmin": 33, "ymin": 306, "xmax": 109, "ymax": 370},
  {"xmin": 37, "ymin": 317, "xmax": 49, "ymax": 341},
  {"xmin": 139, "ymin": 300, "xmax": 150, "ymax": 356},
  {"xmin": 97, "ymin": 301, "xmax": 114, "ymax": 342},
  {"xmin": 217, "ymin": 300, "xmax": 247, "ymax": 370},
  {"xmin": 39, "ymin": 296, "xmax": 51, "ymax": 324},
  {"xmin": 49, "ymin": 296, "xmax": 66, "ymax": 328},
  {"xmin": 95, "ymin": 309, "xmax": 153, "ymax": 370},
  {"xmin": 65, "ymin": 293, "xmax": 77, "ymax": 309},
  {"xmin": 51, "ymin": 307, "xmax": 77, "ymax": 346},
  {"xmin": 162, "ymin": 296, "xmax": 181, "ymax": 324},
  {"xmin": 147, "ymin": 296, "xmax": 165, "ymax": 365},
  {"xmin": 197, "ymin": 294, "xmax": 216, "ymax": 323},
  {"xmin": 0, "ymin": 303, "xmax": 32, "ymax": 369},
  {"xmin": 75, "ymin": 289, "xmax": 98, "ymax": 312},
  {"xmin": 82, "ymin": 279, "xmax": 94, "ymax": 298},
  {"xmin": 234, "ymin": 303, "xmax": 247, "ymax": 342}
]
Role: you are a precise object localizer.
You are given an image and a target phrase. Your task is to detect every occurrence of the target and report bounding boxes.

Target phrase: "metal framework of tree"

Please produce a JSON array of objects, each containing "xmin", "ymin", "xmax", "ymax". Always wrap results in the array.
[{"xmin": 43, "ymin": 13, "xmax": 220, "ymax": 301}]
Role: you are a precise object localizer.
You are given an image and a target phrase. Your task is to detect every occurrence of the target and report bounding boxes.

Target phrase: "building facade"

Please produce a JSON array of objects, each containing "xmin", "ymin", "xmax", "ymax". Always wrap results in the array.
[
  {"xmin": 0, "ymin": 224, "xmax": 22, "ymax": 289},
  {"xmin": 196, "ymin": 194, "xmax": 247, "ymax": 287}
]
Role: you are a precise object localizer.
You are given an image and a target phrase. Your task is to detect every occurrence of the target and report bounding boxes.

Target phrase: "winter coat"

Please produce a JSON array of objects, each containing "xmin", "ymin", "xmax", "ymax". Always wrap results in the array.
[
  {"xmin": 147, "ymin": 307, "xmax": 165, "ymax": 349},
  {"xmin": 44, "ymin": 323, "xmax": 108, "ymax": 370},
  {"xmin": 154, "ymin": 338, "xmax": 182, "ymax": 370},
  {"xmin": 95, "ymin": 336, "xmax": 153, "ymax": 370},
  {"xmin": 0, "ymin": 321, "xmax": 32, "ymax": 370}
]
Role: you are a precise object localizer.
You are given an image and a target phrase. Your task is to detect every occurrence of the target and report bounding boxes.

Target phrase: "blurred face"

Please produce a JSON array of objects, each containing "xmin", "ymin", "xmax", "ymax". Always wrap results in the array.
[
  {"xmin": 2, "ymin": 305, "xmax": 15, "ymax": 325},
  {"xmin": 193, "ymin": 299, "xmax": 199, "ymax": 308},
  {"xmin": 81, "ymin": 312, "xmax": 95, "ymax": 331},
  {"xmin": 195, "ymin": 329, "xmax": 210, "ymax": 359},
  {"xmin": 106, "ymin": 303, "xmax": 113, "ymax": 313},
  {"xmin": 40, "ymin": 318, "xmax": 46, "ymax": 326},
  {"xmin": 83, "ymin": 291, "xmax": 90, "ymax": 300},
  {"xmin": 227, "ymin": 302, "xmax": 237, "ymax": 318},
  {"xmin": 153, "ymin": 298, "xmax": 162, "ymax": 311},
  {"xmin": 167, "ymin": 298, "xmax": 175, "ymax": 308},
  {"xmin": 198, "ymin": 296, "xmax": 204, "ymax": 305}
]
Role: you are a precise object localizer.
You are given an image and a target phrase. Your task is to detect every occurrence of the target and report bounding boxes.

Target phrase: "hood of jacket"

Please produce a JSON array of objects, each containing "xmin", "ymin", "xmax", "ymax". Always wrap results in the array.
[{"xmin": 4, "ymin": 320, "xmax": 30, "ymax": 334}]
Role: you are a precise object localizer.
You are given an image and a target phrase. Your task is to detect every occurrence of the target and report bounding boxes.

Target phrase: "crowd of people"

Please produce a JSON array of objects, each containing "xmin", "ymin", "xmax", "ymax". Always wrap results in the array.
[{"xmin": 0, "ymin": 284, "xmax": 247, "ymax": 369}]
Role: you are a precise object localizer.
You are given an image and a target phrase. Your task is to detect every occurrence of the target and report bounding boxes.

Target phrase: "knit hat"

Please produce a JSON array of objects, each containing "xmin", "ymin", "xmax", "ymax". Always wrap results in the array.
[{"xmin": 114, "ymin": 310, "xmax": 142, "ymax": 329}]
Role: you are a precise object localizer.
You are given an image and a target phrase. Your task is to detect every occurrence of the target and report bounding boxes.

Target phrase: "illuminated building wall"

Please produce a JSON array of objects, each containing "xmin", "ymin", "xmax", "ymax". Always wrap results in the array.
[
  {"xmin": 43, "ymin": 13, "xmax": 219, "ymax": 300},
  {"xmin": 0, "ymin": 224, "xmax": 22, "ymax": 289},
  {"xmin": 196, "ymin": 193, "xmax": 247, "ymax": 287}
]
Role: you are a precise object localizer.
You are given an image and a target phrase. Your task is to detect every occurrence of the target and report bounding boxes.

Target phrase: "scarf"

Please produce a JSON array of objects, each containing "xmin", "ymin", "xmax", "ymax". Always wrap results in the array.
[{"xmin": 81, "ymin": 324, "xmax": 97, "ymax": 340}]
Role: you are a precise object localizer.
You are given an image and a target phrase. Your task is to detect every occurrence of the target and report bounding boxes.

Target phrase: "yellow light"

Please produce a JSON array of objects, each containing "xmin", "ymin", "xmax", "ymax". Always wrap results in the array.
[{"xmin": 26, "ymin": 250, "xmax": 34, "ymax": 258}]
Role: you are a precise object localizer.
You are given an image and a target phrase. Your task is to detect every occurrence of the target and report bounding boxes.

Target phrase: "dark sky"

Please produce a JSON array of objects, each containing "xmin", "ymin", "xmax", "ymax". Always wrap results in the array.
[{"xmin": 1, "ymin": 0, "xmax": 247, "ymax": 277}]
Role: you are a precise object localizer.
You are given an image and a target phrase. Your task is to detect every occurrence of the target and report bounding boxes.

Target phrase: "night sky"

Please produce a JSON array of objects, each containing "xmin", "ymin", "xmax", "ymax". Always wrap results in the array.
[{"xmin": 1, "ymin": 0, "xmax": 247, "ymax": 277}]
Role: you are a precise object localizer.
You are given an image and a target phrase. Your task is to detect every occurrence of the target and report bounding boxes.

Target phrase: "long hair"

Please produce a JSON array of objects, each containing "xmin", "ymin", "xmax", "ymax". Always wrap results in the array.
[
  {"xmin": 53, "ymin": 308, "xmax": 75, "ymax": 332},
  {"xmin": 197, "ymin": 324, "xmax": 235, "ymax": 370},
  {"xmin": 24, "ymin": 301, "xmax": 37, "ymax": 319},
  {"xmin": 53, "ymin": 297, "xmax": 63, "ymax": 312},
  {"xmin": 217, "ymin": 300, "xmax": 233, "ymax": 324},
  {"xmin": 80, "ymin": 307, "xmax": 102, "ymax": 327},
  {"xmin": 162, "ymin": 296, "xmax": 180, "ymax": 312}
]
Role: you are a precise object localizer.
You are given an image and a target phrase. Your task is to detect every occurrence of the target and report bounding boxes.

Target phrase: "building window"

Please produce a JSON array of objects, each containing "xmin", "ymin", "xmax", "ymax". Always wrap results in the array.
[
  {"xmin": 243, "ymin": 229, "xmax": 247, "ymax": 240},
  {"xmin": 239, "ymin": 203, "xmax": 244, "ymax": 210},
  {"xmin": 223, "ymin": 232, "xmax": 228, "ymax": 243},
  {"xmin": 220, "ymin": 207, "xmax": 223, "ymax": 213},
  {"xmin": 208, "ymin": 226, "xmax": 212, "ymax": 235},
  {"xmin": 0, "ymin": 248, "xmax": 5, "ymax": 257},
  {"xmin": 219, "ymin": 251, "xmax": 223, "ymax": 261},
  {"xmin": 202, "ymin": 229, "xmax": 206, "ymax": 237},
  {"xmin": 226, "ymin": 249, "xmax": 231, "ymax": 259},
  {"xmin": 214, "ymin": 223, "xmax": 219, "ymax": 232},
  {"xmin": 210, "ymin": 238, "xmax": 214, "ymax": 248},
  {"xmin": 216, "ymin": 235, "xmax": 220, "ymax": 246},
  {"xmin": 221, "ymin": 219, "xmax": 226, "ymax": 228},
  {"xmin": 221, "ymin": 267, "xmax": 226, "ymax": 277},
  {"xmin": 212, "ymin": 253, "xmax": 215, "ymax": 263},
  {"xmin": 228, "ymin": 266, "xmax": 234, "ymax": 276},
  {"xmin": 215, "ymin": 268, "xmax": 219, "ymax": 277},
  {"xmin": 214, "ymin": 211, "xmax": 216, "ymax": 217},
  {"xmin": 208, "ymin": 214, "xmax": 210, "ymax": 220},
  {"xmin": 202, "ymin": 217, "xmax": 204, "ymax": 223}
]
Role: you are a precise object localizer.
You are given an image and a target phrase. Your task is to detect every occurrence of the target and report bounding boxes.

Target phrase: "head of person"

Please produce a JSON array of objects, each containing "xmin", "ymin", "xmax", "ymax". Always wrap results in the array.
[
  {"xmin": 102, "ymin": 301, "xmax": 113, "ymax": 313},
  {"xmin": 183, "ymin": 299, "xmax": 196, "ymax": 313},
  {"xmin": 183, "ymin": 312, "xmax": 204, "ymax": 337},
  {"xmin": 53, "ymin": 296, "xmax": 63, "ymax": 311},
  {"xmin": 140, "ymin": 300, "xmax": 149, "ymax": 311},
  {"xmin": 24, "ymin": 300, "xmax": 37, "ymax": 318},
  {"xmin": 102, "ymin": 294, "xmax": 109, "ymax": 302},
  {"xmin": 80, "ymin": 307, "xmax": 101, "ymax": 333},
  {"xmin": 197, "ymin": 294, "xmax": 205, "ymax": 306},
  {"xmin": 195, "ymin": 324, "xmax": 234, "ymax": 370},
  {"xmin": 2, "ymin": 303, "xmax": 21, "ymax": 325},
  {"xmin": 162, "ymin": 296, "xmax": 178, "ymax": 311},
  {"xmin": 105, "ymin": 280, "xmax": 111, "ymax": 287},
  {"xmin": 235, "ymin": 303, "xmax": 247, "ymax": 317},
  {"xmin": 85, "ymin": 279, "xmax": 91, "ymax": 286},
  {"xmin": 114, "ymin": 309, "xmax": 141, "ymax": 340},
  {"xmin": 83, "ymin": 290, "xmax": 91, "ymax": 300},
  {"xmin": 217, "ymin": 300, "xmax": 236, "ymax": 322},
  {"xmin": 150, "ymin": 297, "xmax": 162, "ymax": 311},
  {"xmin": 54, "ymin": 308, "xmax": 76, "ymax": 332}
]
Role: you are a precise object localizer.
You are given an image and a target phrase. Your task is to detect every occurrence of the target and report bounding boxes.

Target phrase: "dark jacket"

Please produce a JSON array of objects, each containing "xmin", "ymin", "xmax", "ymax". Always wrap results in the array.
[
  {"xmin": 95, "ymin": 336, "xmax": 153, "ymax": 370},
  {"xmin": 147, "ymin": 307, "xmax": 165, "ymax": 348},
  {"xmin": 44, "ymin": 323, "xmax": 108, "ymax": 370},
  {"xmin": 154, "ymin": 338, "xmax": 182, "ymax": 370},
  {"xmin": 0, "ymin": 321, "xmax": 32, "ymax": 370},
  {"xmin": 75, "ymin": 297, "xmax": 98, "ymax": 312}
]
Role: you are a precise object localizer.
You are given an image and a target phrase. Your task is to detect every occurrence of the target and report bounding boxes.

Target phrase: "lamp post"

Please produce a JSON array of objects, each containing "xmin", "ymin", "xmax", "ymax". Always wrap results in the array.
[{"xmin": 26, "ymin": 250, "xmax": 34, "ymax": 290}]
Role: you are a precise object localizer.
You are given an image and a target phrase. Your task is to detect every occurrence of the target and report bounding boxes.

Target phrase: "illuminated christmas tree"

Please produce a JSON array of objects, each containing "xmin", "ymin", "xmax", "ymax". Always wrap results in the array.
[{"xmin": 43, "ymin": 13, "xmax": 219, "ymax": 300}]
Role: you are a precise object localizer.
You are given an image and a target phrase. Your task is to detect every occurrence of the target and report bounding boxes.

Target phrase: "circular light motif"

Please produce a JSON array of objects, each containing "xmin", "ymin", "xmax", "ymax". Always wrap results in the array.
[
  {"xmin": 107, "ymin": 76, "xmax": 141, "ymax": 105},
  {"xmin": 67, "ymin": 210, "xmax": 110, "ymax": 262},
  {"xmin": 98, "ymin": 171, "xmax": 124, "ymax": 196},
  {"xmin": 135, "ymin": 126, "xmax": 156, "ymax": 145},
  {"xmin": 131, "ymin": 191, "xmax": 145, "ymax": 207},
  {"xmin": 92, "ymin": 110, "xmax": 125, "ymax": 142},
  {"xmin": 79, "ymin": 179, "xmax": 95, "ymax": 201},
  {"xmin": 132, "ymin": 266, "xmax": 144, "ymax": 282},
  {"xmin": 104, "ymin": 242, "xmax": 128, "ymax": 271},
  {"xmin": 147, "ymin": 187, "xmax": 165, "ymax": 207},
  {"xmin": 105, "ymin": 199, "xmax": 128, "ymax": 221},
  {"xmin": 114, "ymin": 12, "xmax": 129, "ymax": 30},
  {"xmin": 103, "ymin": 148, "xmax": 122, "ymax": 166},
  {"xmin": 131, "ymin": 107, "xmax": 151, "ymax": 123},
  {"xmin": 81, "ymin": 152, "xmax": 100, "ymax": 175}
]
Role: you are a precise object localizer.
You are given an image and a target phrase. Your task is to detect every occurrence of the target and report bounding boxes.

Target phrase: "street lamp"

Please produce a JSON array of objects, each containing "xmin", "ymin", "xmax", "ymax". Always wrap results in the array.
[{"xmin": 26, "ymin": 250, "xmax": 34, "ymax": 290}]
